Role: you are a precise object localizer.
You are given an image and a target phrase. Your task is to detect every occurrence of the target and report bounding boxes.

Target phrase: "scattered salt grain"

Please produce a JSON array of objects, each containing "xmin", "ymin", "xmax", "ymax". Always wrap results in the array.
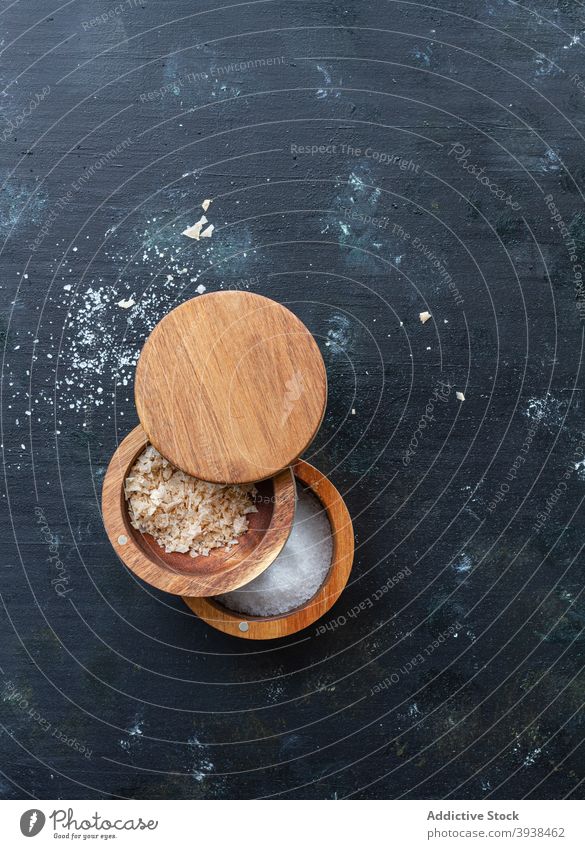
[
  {"xmin": 216, "ymin": 485, "xmax": 333, "ymax": 616},
  {"xmin": 456, "ymin": 391, "xmax": 465, "ymax": 401},
  {"xmin": 419, "ymin": 311, "xmax": 431, "ymax": 324},
  {"xmin": 117, "ymin": 298, "xmax": 135, "ymax": 309},
  {"xmin": 196, "ymin": 284, "xmax": 206, "ymax": 294},
  {"xmin": 201, "ymin": 199, "xmax": 211, "ymax": 211},
  {"xmin": 200, "ymin": 224, "xmax": 214, "ymax": 238},
  {"xmin": 182, "ymin": 216, "xmax": 207, "ymax": 240}
]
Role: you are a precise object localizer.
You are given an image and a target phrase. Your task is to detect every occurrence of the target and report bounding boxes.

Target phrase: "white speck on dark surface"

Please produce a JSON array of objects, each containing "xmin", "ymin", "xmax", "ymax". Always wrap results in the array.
[{"xmin": 189, "ymin": 735, "xmax": 214, "ymax": 782}]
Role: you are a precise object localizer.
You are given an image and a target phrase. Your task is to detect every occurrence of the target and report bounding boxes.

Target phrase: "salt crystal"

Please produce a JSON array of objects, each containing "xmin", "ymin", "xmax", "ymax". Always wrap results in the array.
[
  {"xmin": 456, "ymin": 391, "xmax": 465, "ymax": 401},
  {"xmin": 217, "ymin": 485, "xmax": 333, "ymax": 617},
  {"xmin": 182, "ymin": 216, "xmax": 207, "ymax": 240},
  {"xmin": 196, "ymin": 284, "xmax": 206, "ymax": 294},
  {"xmin": 125, "ymin": 444, "xmax": 257, "ymax": 557},
  {"xmin": 419, "ymin": 311, "xmax": 431, "ymax": 324}
]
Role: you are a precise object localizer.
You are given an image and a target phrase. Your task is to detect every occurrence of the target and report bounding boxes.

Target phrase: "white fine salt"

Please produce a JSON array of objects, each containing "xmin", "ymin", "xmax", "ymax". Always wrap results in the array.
[{"xmin": 216, "ymin": 486, "xmax": 333, "ymax": 617}]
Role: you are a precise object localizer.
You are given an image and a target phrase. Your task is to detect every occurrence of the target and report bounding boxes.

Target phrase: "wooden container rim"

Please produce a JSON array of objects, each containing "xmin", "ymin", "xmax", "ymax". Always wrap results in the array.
[
  {"xmin": 182, "ymin": 459, "xmax": 354, "ymax": 639},
  {"xmin": 102, "ymin": 425, "xmax": 296, "ymax": 596}
]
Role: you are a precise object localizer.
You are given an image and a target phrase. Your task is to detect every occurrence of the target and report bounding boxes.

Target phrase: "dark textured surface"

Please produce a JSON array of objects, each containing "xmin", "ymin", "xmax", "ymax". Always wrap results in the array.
[{"xmin": 0, "ymin": 0, "xmax": 584, "ymax": 800}]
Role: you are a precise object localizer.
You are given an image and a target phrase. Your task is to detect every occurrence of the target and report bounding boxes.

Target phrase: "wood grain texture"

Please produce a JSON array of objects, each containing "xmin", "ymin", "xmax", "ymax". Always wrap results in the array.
[
  {"xmin": 101, "ymin": 425, "xmax": 297, "ymax": 596},
  {"xmin": 182, "ymin": 458, "xmax": 354, "ymax": 638},
  {"xmin": 135, "ymin": 291, "xmax": 327, "ymax": 484}
]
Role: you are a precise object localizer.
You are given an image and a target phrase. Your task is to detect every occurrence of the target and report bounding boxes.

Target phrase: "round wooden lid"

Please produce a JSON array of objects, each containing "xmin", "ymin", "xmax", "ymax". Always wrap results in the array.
[{"xmin": 135, "ymin": 291, "xmax": 327, "ymax": 484}]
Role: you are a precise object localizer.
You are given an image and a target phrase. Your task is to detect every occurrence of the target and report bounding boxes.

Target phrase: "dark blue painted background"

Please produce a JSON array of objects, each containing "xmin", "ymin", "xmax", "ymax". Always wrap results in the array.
[{"xmin": 0, "ymin": 0, "xmax": 583, "ymax": 799}]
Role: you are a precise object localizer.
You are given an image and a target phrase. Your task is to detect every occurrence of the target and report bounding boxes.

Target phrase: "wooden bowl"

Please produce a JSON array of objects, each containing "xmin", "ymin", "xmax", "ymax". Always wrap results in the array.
[
  {"xmin": 182, "ymin": 459, "xmax": 354, "ymax": 639},
  {"xmin": 102, "ymin": 425, "xmax": 296, "ymax": 596}
]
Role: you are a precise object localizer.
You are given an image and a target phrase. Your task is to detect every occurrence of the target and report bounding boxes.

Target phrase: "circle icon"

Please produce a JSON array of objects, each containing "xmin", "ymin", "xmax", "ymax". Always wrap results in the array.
[{"xmin": 20, "ymin": 810, "xmax": 46, "ymax": 837}]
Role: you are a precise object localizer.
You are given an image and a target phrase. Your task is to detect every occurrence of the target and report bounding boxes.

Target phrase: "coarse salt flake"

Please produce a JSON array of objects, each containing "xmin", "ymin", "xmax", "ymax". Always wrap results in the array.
[
  {"xmin": 124, "ymin": 445, "xmax": 258, "ymax": 557},
  {"xmin": 182, "ymin": 216, "xmax": 207, "ymax": 240}
]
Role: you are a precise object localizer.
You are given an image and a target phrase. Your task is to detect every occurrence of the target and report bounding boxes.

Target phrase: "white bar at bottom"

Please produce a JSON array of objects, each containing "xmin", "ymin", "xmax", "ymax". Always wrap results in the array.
[{"xmin": 0, "ymin": 799, "xmax": 582, "ymax": 848}]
